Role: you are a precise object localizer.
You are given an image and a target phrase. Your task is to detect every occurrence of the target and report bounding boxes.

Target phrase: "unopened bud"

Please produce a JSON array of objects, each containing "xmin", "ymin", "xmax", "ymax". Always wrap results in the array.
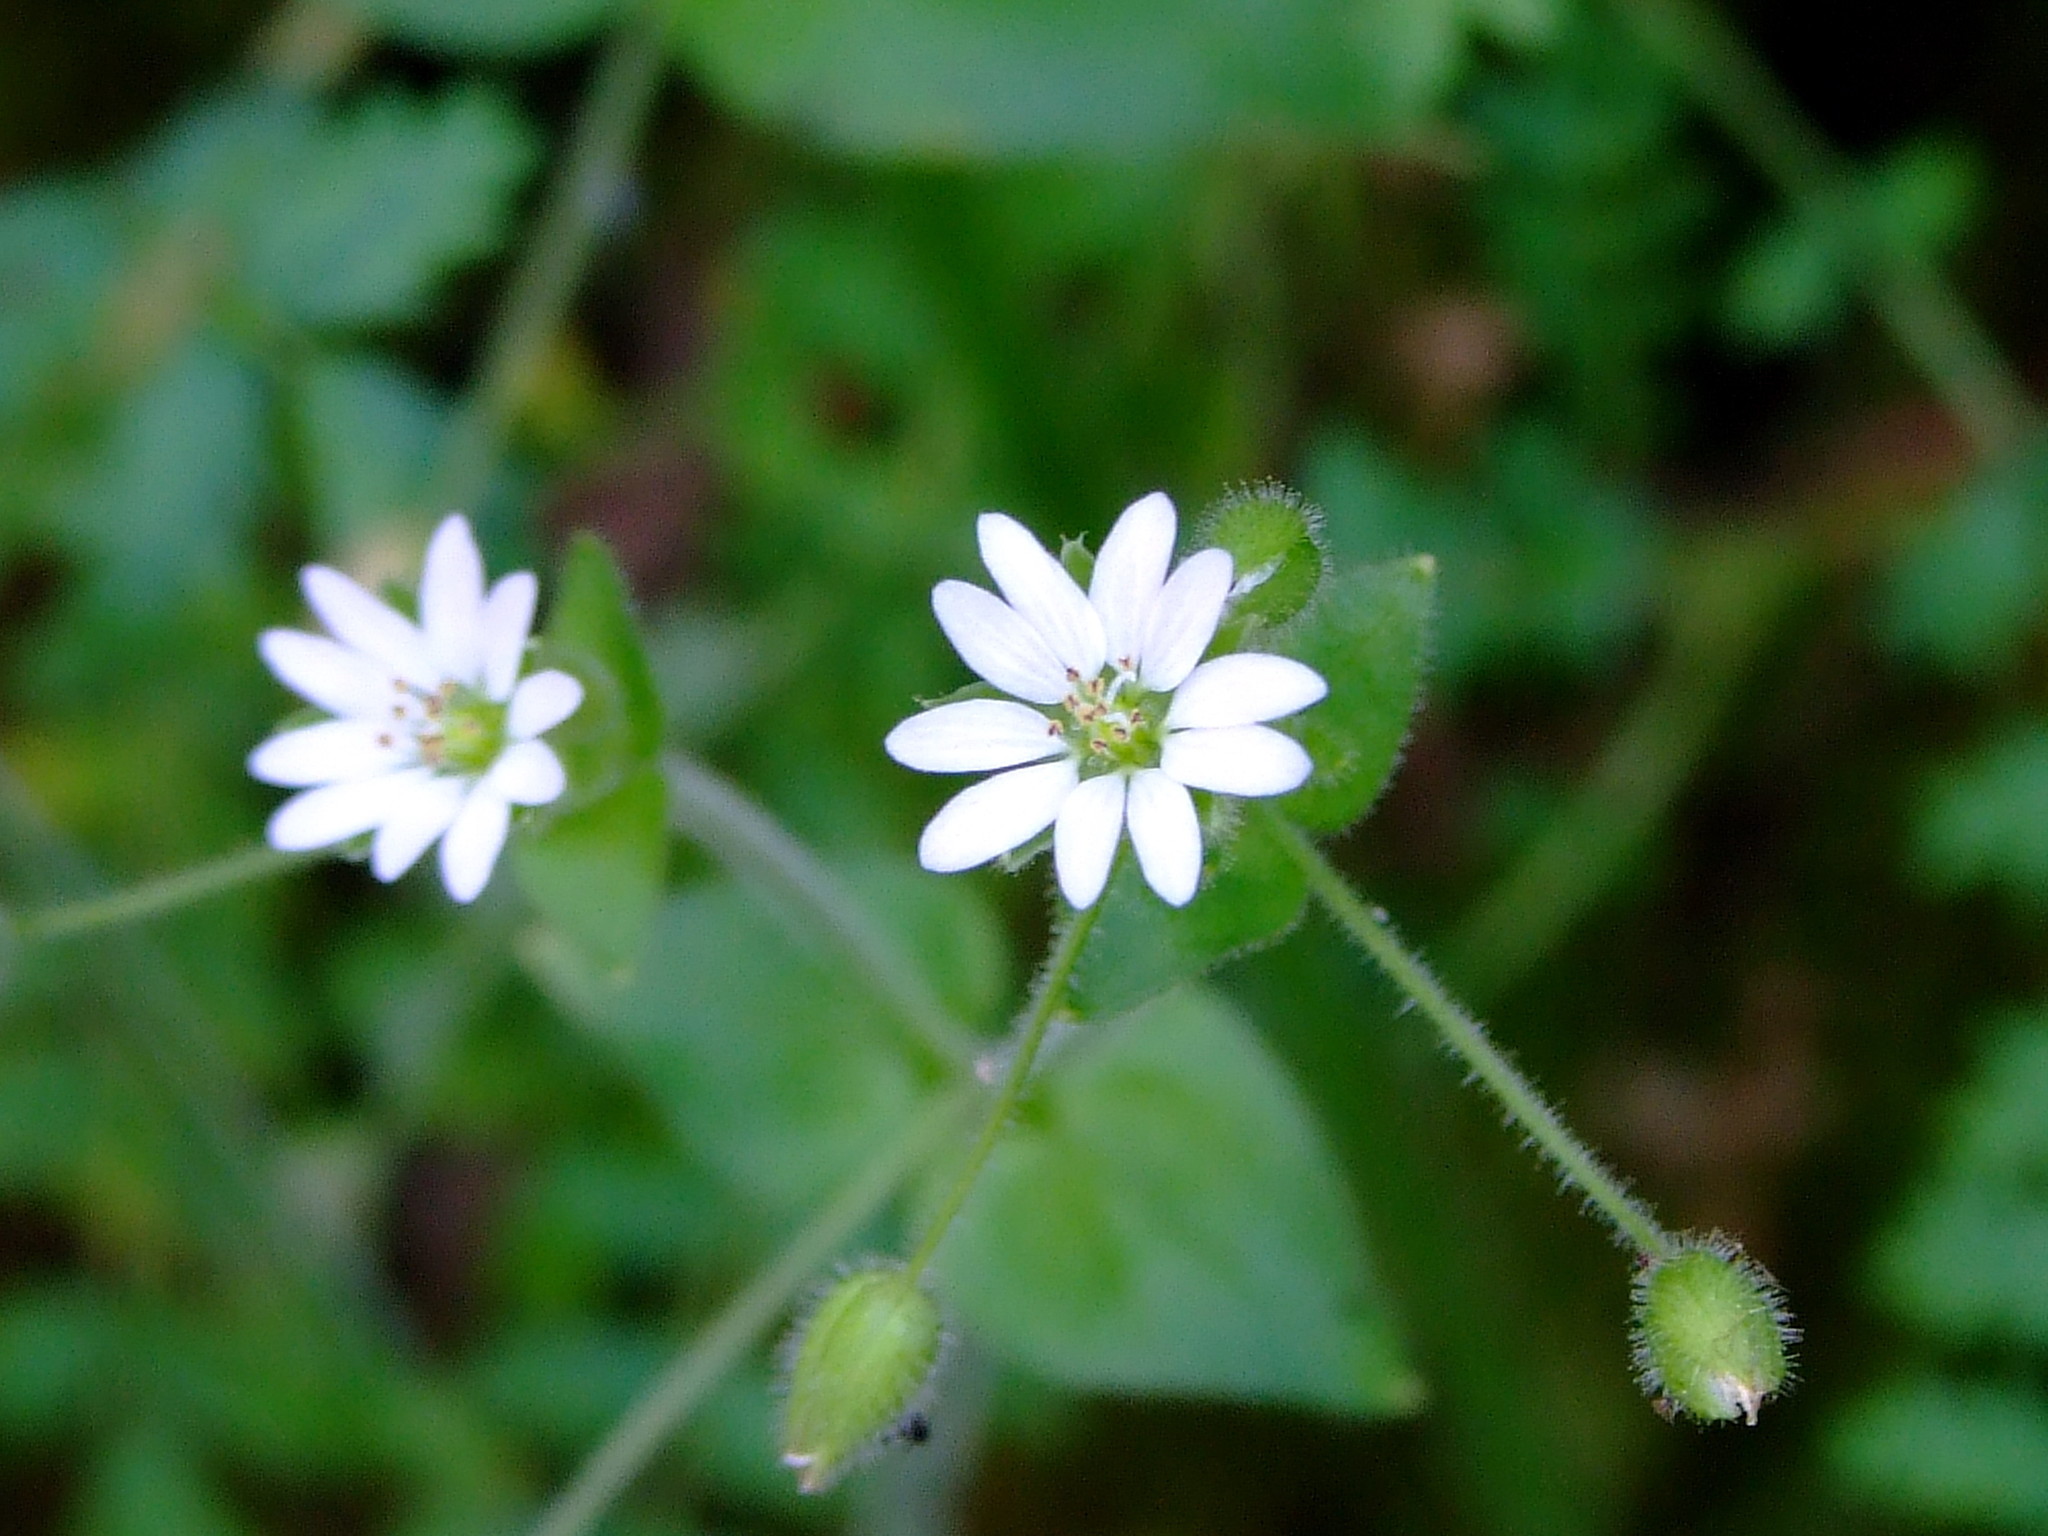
[
  {"xmin": 780, "ymin": 1263, "xmax": 943, "ymax": 1493},
  {"xmin": 1631, "ymin": 1235, "xmax": 1795, "ymax": 1425},
  {"xmin": 1195, "ymin": 482, "xmax": 1329, "ymax": 641}
]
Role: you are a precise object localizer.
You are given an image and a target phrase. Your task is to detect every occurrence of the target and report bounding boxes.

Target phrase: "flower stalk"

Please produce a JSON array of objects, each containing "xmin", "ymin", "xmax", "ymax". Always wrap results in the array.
[
  {"xmin": 1266, "ymin": 809, "xmax": 1677, "ymax": 1261},
  {"xmin": 8, "ymin": 843, "xmax": 310, "ymax": 946}
]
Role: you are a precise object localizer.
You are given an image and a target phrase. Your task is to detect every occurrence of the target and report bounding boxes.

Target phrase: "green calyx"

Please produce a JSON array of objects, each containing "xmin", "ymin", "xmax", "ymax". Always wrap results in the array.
[
  {"xmin": 780, "ymin": 1263, "xmax": 943, "ymax": 1493},
  {"xmin": 1631, "ymin": 1235, "xmax": 1795, "ymax": 1425}
]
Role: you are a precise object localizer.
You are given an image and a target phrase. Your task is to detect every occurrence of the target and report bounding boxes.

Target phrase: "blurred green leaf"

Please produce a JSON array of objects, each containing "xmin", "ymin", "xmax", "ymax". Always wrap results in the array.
[
  {"xmin": 343, "ymin": 0, "xmax": 622, "ymax": 56},
  {"xmin": 0, "ymin": 179, "xmax": 119, "ymax": 429},
  {"xmin": 533, "ymin": 881, "xmax": 932, "ymax": 1222},
  {"xmin": 939, "ymin": 987, "xmax": 1420, "ymax": 1414},
  {"xmin": 65, "ymin": 332, "xmax": 267, "ymax": 608},
  {"xmin": 1304, "ymin": 423, "xmax": 1656, "ymax": 683},
  {"xmin": 472, "ymin": 1321, "xmax": 665, "ymax": 1443},
  {"xmin": 76, "ymin": 1426, "xmax": 254, "ymax": 1536},
  {"xmin": 1871, "ymin": 1016, "xmax": 2048, "ymax": 1344},
  {"xmin": 539, "ymin": 535, "xmax": 666, "ymax": 799},
  {"xmin": 1275, "ymin": 554, "xmax": 1436, "ymax": 834},
  {"xmin": 290, "ymin": 352, "xmax": 450, "ymax": 547},
  {"xmin": 1068, "ymin": 811, "xmax": 1306, "ymax": 1021},
  {"xmin": 1914, "ymin": 721, "xmax": 2048, "ymax": 906},
  {"xmin": 513, "ymin": 761, "xmax": 669, "ymax": 981},
  {"xmin": 0, "ymin": 1284, "xmax": 121, "ymax": 1440},
  {"xmin": 1883, "ymin": 441, "xmax": 2048, "ymax": 677},
  {"xmin": 0, "ymin": 1051, "xmax": 93, "ymax": 1189},
  {"xmin": 665, "ymin": 0, "xmax": 1492, "ymax": 159},
  {"xmin": 1832, "ymin": 1376, "xmax": 2048, "ymax": 1528}
]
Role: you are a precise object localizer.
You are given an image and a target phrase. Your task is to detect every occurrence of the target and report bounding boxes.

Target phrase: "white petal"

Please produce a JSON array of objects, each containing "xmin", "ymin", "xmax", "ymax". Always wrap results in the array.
[
  {"xmin": 1053, "ymin": 772, "xmax": 1126, "ymax": 910},
  {"xmin": 248, "ymin": 719, "xmax": 411, "ymax": 787},
  {"xmin": 1126, "ymin": 768, "xmax": 1202, "ymax": 906},
  {"xmin": 419, "ymin": 514, "xmax": 488, "ymax": 687},
  {"xmin": 265, "ymin": 773, "xmax": 408, "ymax": 852},
  {"xmin": 480, "ymin": 571, "xmax": 538, "ymax": 702},
  {"xmin": 1161, "ymin": 724, "xmax": 1313, "ymax": 797},
  {"xmin": 1138, "ymin": 547, "xmax": 1233, "ymax": 692},
  {"xmin": 884, "ymin": 699, "xmax": 1064, "ymax": 773},
  {"xmin": 483, "ymin": 739, "xmax": 568, "ymax": 806},
  {"xmin": 508, "ymin": 669, "xmax": 584, "ymax": 739},
  {"xmin": 439, "ymin": 788, "xmax": 511, "ymax": 904},
  {"xmin": 931, "ymin": 581, "xmax": 1070, "ymax": 705},
  {"xmin": 916, "ymin": 759, "xmax": 1078, "ymax": 874},
  {"xmin": 301, "ymin": 565, "xmax": 437, "ymax": 688},
  {"xmin": 370, "ymin": 773, "xmax": 467, "ymax": 881},
  {"xmin": 1165, "ymin": 653, "xmax": 1329, "ymax": 730},
  {"xmin": 1090, "ymin": 491, "xmax": 1176, "ymax": 668},
  {"xmin": 258, "ymin": 629, "xmax": 400, "ymax": 719},
  {"xmin": 978, "ymin": 513, "xmax": 1107, "ymax": 678}
]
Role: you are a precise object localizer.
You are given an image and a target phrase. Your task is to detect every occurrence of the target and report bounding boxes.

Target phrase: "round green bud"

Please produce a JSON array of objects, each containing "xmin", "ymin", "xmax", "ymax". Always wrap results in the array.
[
  {"xmin": 1193, "ymin": 481, "xmax": 1329, "ymax": 642},
  {"xmin": 780, "ymin": 1263, "xmax": 943, "ymax": 1493},
  {"xmin": 1631, "ymin": 1235, "xmax": 1795, "ymax": 1425}
]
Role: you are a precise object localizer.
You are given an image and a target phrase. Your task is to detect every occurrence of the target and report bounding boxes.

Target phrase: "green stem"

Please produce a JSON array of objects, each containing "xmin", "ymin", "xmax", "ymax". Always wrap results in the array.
[
  {"xmin": 423, "ymin": 8, "xmax": 666, "ymax": 516},
  {"xmin": 1613, "ymin": 0, "xmax": 2037, "ymax": 458},
  {"xmin": 523, "ymin": 1088, "xmax": 973, "ymax": 1536},
  {"xmin": 10, "ymin": 844, "xmax": 309, "ymax": 946},
  {"xmin": 663, "ymin": 751, "xmax": 980, "ymax": 1069},
  {"xmin": 904, "ymin": 897, "xmax": 1102, "ymax": 1281},
  {"xmin": 1268, "ymin": 812, "xmax": 1676, "ymax": 1261}
]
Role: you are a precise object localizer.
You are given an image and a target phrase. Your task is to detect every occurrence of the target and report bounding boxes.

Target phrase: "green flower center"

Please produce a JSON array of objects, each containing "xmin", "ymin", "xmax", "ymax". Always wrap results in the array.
[
  {"xmin": 1058, "ymin": 666, "xmax": 1166, "ymax": 774},
  {"xmin": 376, "ymin": 681, "xmax": 507, "ymax": 777}
]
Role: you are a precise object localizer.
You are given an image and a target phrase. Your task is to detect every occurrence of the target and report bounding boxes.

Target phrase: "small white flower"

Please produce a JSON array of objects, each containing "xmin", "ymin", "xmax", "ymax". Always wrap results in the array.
[
  {"xmin": 886, "ymin": 492, "xmax": 1328, "ymax": 909},
  {"xmin": 249, "ymin": 513, "xmax": 584, "ymax": 904}
]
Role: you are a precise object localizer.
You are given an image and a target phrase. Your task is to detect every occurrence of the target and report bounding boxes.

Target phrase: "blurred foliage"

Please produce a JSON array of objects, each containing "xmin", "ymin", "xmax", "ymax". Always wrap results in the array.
[{"xmin": 1, "ymin": 1, "xmax": 2047, "ymax": 1535}]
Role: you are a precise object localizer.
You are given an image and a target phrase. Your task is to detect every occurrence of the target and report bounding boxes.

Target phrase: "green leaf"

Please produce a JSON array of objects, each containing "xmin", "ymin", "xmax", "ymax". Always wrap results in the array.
[
  {"xmin": 1274, "ymin": 556, "xmax": 1435, "ymax": 834},
  {"xmin": 1883, "ymin": 441, "xmax": 2048, "ymax": 678},
  {"xmin": 0, "ymin": 179, "xmax": 120, "ymax": 429},
  {"xmin": 65, "ymin": 332, "xmax": 268, "ymax": 608},
  {"xmin": 512, "ymin": 761, "xmax": 669, "ymax": 982},
  {"xmin": 77, "ymin": 1427, "xmax": 254, "ymax": 1536},
  {"xmin": 1068, "ymin": 810, "xmax": 1307, "ymax": 1022},
  {"xmin": 531, "ymin": 881, "xmax": 932, "ymax": 1223},
  {"xmin": 538, "ymin": 535, "xmax": 666, "ymax": 799},
  {"xmin": 242, "ymin": 86, "xmax": 537, "ymax": 329},
  {"xmin": 471, "ymin": 1321, "xmax": 666, "ymax": 1444},
  {"xmin": 1914, "ymin": 722, "xmax": 2048, "ymax": 907},
  {"xmin": 342, "ymin": 0, "xmax": 621, "ymax": 56},
  {"xmin": 938, "ymin": 988, "xmax": 1420, "ymax": 1415},
  {"xmin": 0, "ymin": 1284, "xmax": 121, "ymax": 1439},
  {"xmin": 1871, "ymin": 1015, "xmax": 2048, "ymax": 1345},
  {"xmin": 664, "ymin": 0, "xmax": 1488, "ymax": 160},
  {"xmin": 291, "ymin": 352, "xmax": 450, "ymax": 546},
  {"xmin": 1832, "ymin": 1376, "xmax": 2048, "ymax": 1527},
  {"xmin": 1723, "ymin": 217, "xmax": 1847, "ymax": 347}
]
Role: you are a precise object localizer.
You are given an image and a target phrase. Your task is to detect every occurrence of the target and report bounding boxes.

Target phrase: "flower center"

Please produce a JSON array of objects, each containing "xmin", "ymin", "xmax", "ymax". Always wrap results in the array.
[
  {"xmin": 1058, "ymin": 665, "xmax": 1165, "ymax": 773},
  {"xmin": 377, "ymin": 680, "xmax": 507, "ymax": 777}
]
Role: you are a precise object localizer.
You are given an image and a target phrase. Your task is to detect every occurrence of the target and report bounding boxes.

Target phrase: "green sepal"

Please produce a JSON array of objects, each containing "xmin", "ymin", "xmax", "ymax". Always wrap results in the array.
[
  {"xmin": 1276, "ymin": 555, "xmax": 1435, "ymax": 834},
  {"xmin": 1196, "ymin": 481, "xmax": 1329, "ymax": 648},
  {"xmin": 1059, "ymin": 534, "xmax": 1096, "ymax": 588},
  {"xmin": 780, "ymin": 1263, "xmax": 943, "ymax": 1494}
]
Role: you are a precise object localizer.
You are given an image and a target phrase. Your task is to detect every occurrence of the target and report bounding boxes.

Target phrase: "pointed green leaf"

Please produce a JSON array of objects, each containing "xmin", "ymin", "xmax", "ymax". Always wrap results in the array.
[
  {"xmin": 538, "ymin": 535, "xmax": 665, "ymax": 798},
  {"xmin": 939, "ymin": 988, "xmax": 1420, "ymax": 1415},
  {"xmin": 1277, "ymin": 555, "xmax": 1435, "ymax": 834},
  {"xmin": 1068, "ymin": 810, "xmax": 1306, "ymax": 1022},
  {"xmin": 512, "ymin": 762, "xmax": 669, "ymax": 982}
]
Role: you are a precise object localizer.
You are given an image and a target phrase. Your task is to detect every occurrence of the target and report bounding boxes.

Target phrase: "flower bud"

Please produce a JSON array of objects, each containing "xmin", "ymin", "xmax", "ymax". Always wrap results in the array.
[
  {"xmin": 780, "ymin": 1263, "xmax": 943, "ymax": 1493},
  {"xmin": 1631, "ymin": 1235, "xmax": 1795, "ymax": 1425},
  {"xmin": 1194, "ymin": 481, "xmax": 1329, "ymax": 639}
]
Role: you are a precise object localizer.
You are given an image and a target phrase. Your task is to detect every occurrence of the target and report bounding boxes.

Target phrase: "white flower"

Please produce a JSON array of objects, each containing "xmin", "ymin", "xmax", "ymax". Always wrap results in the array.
[
  {"xmin": 249, "ymin": 513, "xmax": 585, "ymax": 904},
  {"xmin": 885, "ymin": 492, "xmax": 1327, "ymax": 909}
]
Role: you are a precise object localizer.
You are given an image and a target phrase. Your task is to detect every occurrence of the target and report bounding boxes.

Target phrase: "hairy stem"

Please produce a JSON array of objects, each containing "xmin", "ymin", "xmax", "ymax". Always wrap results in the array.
[
  {"xmin": 1268, "ymin": 812, "xmax": 1675, "ymax": 1260},
  {"xmin": 663, "ymin": 752, "xmax": 981, "ymax": 1069},
  {"xmin": 1613, "ymin": 0, "xmax": 2036, "ymax": 457},
  {"xmin": 11, "ymin": 844, "xmax": 309, "ymax": 946},
  {"xmin": 905, "ymin": 897, "xmax": 1102, "ymax": 1280},
  {"xmin": 424, "ymin": 9, "xmax": 666, "ymax": 516},
  {"xmin": 523, "ymin": 1089, "xmax": 974, "ymax": 1536}
]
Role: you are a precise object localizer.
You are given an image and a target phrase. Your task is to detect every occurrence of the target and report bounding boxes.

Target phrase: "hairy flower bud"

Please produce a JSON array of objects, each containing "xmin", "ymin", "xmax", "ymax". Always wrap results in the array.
[
  {"xmin": 1195, "ymin": 481, "xmax": 1328, "ymax": 640},
  {"xmin": 780, "ymin": 1263, "xmax": 943, "ymax": 1493},
  {"xmin": 1631, "ymin": 1234, "xmax": 1795, "ymax": 1425}
]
